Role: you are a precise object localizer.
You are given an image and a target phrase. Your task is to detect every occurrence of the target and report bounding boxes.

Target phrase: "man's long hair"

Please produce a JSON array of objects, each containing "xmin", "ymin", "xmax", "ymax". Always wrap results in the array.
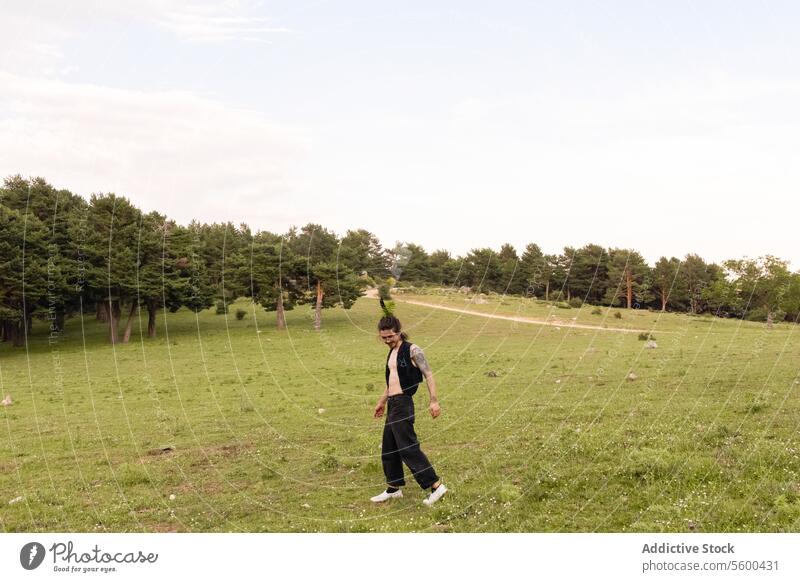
[{"xmin": 378, "ymin": 315, "xmax": 409, "ymax": 341}]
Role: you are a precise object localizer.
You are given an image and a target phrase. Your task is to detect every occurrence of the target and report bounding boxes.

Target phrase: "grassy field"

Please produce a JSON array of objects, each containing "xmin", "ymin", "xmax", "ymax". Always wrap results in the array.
[{"xmin": 1, "ymin": 290, "xmax": 800, "ymax": 532}]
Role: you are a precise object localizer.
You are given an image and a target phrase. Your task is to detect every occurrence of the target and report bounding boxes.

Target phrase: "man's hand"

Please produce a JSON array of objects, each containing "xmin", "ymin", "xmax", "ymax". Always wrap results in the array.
[
  {"xmin": 374, "ymin": 401, "xmax": 386, "ymax": 418},
  {"xmin": 429, "ymin": 401, "xmax": 441, "ymax": 419}
]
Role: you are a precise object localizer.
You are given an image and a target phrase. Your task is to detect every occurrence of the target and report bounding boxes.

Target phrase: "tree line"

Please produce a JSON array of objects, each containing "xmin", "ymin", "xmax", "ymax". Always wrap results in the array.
[
  {"xmin": 1, "ymin": 175, "xmax": 798, "ymax": 348},
  {"xmin": 398, "ymin": 242, "xmax": 800, "ymax": 326}
]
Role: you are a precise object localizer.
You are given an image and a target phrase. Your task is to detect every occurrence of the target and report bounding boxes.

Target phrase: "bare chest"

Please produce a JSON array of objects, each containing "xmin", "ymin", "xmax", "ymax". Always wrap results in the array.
[{"xmin": 387, "ymin": 348, "xmax": 403, "ymax": 393}]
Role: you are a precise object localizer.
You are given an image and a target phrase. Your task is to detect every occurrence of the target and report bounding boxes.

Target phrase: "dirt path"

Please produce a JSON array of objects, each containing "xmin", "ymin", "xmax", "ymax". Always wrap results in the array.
[{"xmin": 366, "ymin": 290, "xmax": 651, "ymax": 333}]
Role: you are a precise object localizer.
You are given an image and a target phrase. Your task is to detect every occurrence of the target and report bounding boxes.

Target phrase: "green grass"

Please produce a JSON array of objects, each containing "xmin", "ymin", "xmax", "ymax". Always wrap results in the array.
[{"xmin": 1, "ymin": 293, "xmax": 799, "ymax": 532}]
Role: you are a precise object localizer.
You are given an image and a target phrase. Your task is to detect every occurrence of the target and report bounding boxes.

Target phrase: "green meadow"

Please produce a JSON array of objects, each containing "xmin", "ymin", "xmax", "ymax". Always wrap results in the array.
[{"xmin": 1, "ymin": 291, "xmax": 799, "ymax": 532}]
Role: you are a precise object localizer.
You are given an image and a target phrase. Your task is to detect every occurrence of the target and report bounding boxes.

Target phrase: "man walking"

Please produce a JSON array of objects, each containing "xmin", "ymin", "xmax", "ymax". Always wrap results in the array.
[{"xmin": 372, "ymin": 311, "xmax": 447, "ymax": 506}]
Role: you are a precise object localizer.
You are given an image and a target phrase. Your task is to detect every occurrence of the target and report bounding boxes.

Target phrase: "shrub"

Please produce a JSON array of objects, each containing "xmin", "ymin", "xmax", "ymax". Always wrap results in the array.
[
  {"xmin": 216, "ymin": 300, "xmax": 228, "ymax": 315},
  {"xmin": 555, "ymin": 301, "xmax": 571, "ymax": 309},
  {"xmin": 235, "ymin": 309, "xmax": 247, "ymax": 321},
  {"xmin": 638, "ymin": 332, "xmax": 655, "ymax": 341},
  {"xmin": 317, "ymin": 455, "xmax": 340, "ymax": 471},
  {"xmin": 261, "ymin": 468, "xmax": 278, "ymax": 481},
  {"xmin": 743, "ymin": 399, "xmax": 768, "ymax": 415},
  {"xmin": 591, "ymin": 307, "xmax": 602, "ymax": 315},
  {"xmin": 745, "ymin": 306, "xmax": 786, "ymax": 323},
  {"xmin": 498, "ymin": 482, "xmax": 522, "ymax": 503},
  {"xmin": 702, "ymin": 424, "xmax": 737, "ymax": 447},
  {"xmin": 613, "ymin": 311, "xmax": 622, "ymax": 319},
  {"xmin": 622, "ymin": 450, "xmax": 676, "ymax": 483},
  {"xmin": 117, "ymin": 464, "xmax": 150, "ymax": 487},
  {"xmin": 568, "ymin": 297, "xmax": 583, "ymax": 308},
  {"xmin": 377, "ymin": 284, "xmax": 392, "ymax": 300}
]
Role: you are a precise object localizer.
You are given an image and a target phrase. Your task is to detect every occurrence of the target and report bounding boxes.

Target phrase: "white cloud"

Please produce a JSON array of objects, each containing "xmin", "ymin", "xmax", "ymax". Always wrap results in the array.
[
  {"xmin": 0, "ymin": 0, "xmax": 292, "ymax": 76},
  {"xmin": 0, "ymin": 72, "xmax": 308, "ymax": 228},
  {"xmin": 157, "ymin": 5, "xmax": 294, "ymax": 43},
  {"xmin": 310, "ymin": 75, "xmax": 800, "ymax": 267}
]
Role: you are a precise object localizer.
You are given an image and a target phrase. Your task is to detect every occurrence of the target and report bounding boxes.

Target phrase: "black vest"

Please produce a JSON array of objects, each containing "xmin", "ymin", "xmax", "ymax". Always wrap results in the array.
[{"xmin": 385, "ymin": 341, "xmax": 423, "ymax": 396}]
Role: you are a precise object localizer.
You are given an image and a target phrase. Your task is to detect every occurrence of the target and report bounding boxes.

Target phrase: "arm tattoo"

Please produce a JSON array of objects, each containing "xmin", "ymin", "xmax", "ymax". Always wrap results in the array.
[{"xmin": 411, "ymin": 345, "xmax": 432, "ymax": 376}]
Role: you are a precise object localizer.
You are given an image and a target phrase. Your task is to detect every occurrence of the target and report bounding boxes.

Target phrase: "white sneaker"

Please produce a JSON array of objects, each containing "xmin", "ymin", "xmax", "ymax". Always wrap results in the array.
[
  {"xmin": 370, "ymin": 489, "xmax": 403, "ymax": 503},
  {"xmin": 423, "ymin": 484, "xmax": 448, "ymax": 506}
]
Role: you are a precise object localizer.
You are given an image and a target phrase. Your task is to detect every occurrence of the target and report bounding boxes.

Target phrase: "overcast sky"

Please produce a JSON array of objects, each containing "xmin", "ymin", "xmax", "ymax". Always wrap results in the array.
[{"xmin": 1, "ymin": 1, "xmax": 798, "ymax": 267}]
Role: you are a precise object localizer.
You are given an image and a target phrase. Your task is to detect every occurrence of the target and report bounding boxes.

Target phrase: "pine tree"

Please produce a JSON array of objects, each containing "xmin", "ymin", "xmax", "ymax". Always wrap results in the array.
[
  {"xmin": 287, "ymin": 224, "xmax": 364, "ymax": 330},
  {"xmin": 245, "ymin": 231, "xmax": 303, "ymax": 330}
]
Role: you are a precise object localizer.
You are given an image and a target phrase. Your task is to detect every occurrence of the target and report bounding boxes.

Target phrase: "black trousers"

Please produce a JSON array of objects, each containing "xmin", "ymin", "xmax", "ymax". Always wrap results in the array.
[{"xmin": 381, "ymin": 394, "xmax": 439, "ymax": 489}]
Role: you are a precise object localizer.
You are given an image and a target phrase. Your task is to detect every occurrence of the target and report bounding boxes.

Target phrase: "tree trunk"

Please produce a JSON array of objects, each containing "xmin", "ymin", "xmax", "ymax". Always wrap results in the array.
[
  {"xmin": 276, "ymin": 290, "xmax": 286, "ymax": 330},
  {"xmin": 626, "ymin": 269, "xmax": 633, "ymax": 309},
  {"xmin": 1, "ymin": 320, "xmax": 6, "ymax": 342},
  {"xmin": 545, "ymin": 281, "xmax": 550, "ymax": 302},
  {"xmin": 55, "ymin": 310, "xmax": 66, "ymax": 332},
  {"xmin": 147, "ymin": 302, "xmax": 157, "ymax": 338},
  {"xmin": 314, "ymin": 280, "xmax": 323, "ymax": 331},
  {"xmin": 766, "ymin": 310, "xmax": 774, "ymax": 329},
  {"xmin": 96, "ymin": 302, "xmax": 107, "ymax": 322},
  {"xmin": 7, "ymin": 321, "xmax": 23, "ymax": 347},
  {"xmin": 121, "ymin": 303, "xmax": 137, "ymax": 344},
  {"xmin": 105, "ymin": 299, "xmax": 120, "ymax": 344},
  {"xmin": 661, "ymin": 290, "xmax": 667, "ymax": 312}
]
